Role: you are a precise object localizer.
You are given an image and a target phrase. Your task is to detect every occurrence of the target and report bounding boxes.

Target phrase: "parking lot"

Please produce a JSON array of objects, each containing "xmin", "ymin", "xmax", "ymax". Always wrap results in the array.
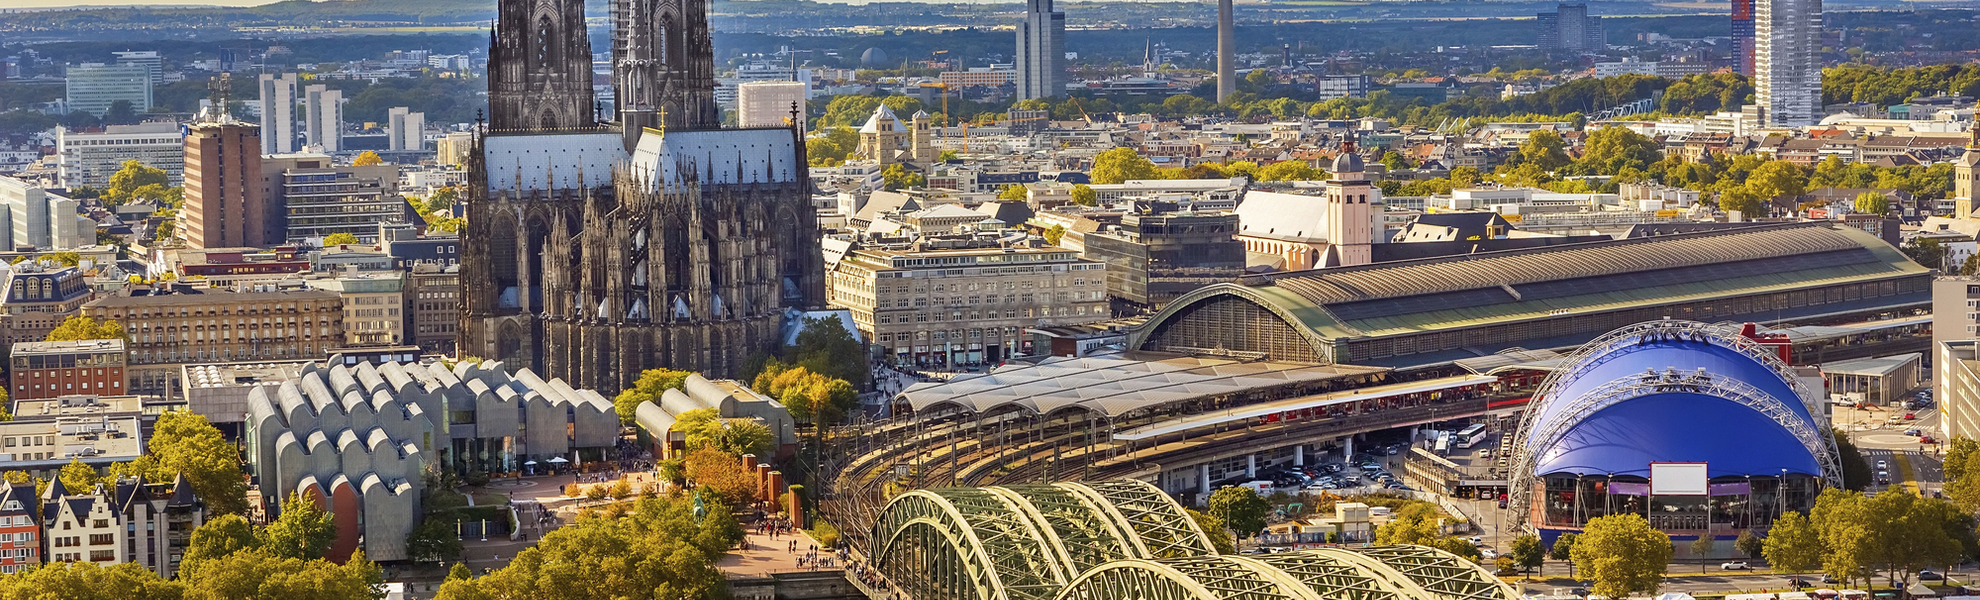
[{"xmin": 1238, "ymin": 439, "xmax": 1416, "ymax": 497}]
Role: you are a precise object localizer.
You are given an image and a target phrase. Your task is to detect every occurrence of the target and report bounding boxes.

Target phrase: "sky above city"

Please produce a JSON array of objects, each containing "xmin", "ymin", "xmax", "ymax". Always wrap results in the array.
[{"xmin": 0, "ymin": 0, "xmax": 281, "ymax": 7}]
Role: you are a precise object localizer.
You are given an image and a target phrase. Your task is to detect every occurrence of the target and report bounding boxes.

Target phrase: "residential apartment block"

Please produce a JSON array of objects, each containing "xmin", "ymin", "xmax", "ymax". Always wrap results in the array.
[{"xmin": 9, "ymin": 339, "xmax": 127, "ymax": 400}]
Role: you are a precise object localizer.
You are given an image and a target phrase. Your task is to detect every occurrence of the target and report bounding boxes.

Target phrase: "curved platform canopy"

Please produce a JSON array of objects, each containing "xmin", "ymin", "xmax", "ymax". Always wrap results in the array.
[{"xmin": 897, "ymin": 354, "xmax": 1384, "ymax": 419}]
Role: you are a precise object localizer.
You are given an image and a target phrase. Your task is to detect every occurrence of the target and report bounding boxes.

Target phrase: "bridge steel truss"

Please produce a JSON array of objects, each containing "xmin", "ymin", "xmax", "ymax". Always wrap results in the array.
[
  {"xmin": 1505, "ymin": 319, "xmax": 1844, "ymax": 526},
  {"xmin": 1053, "ymin": 545, "xmax": 1523, "ymax": 600},
  {"xmin": 871, "ymin": 479, "xmax": 1216, "ymax": 600},
  {"xmin": 871, "ymin": 479, "xmax": 1524, "ymax": 600}
]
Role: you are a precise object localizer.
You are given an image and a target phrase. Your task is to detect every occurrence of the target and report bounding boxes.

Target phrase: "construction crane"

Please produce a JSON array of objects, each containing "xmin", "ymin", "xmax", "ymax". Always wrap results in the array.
[{"xmin": 1067, "ymin": 96, "xmax": 1093, "ymax": 124}]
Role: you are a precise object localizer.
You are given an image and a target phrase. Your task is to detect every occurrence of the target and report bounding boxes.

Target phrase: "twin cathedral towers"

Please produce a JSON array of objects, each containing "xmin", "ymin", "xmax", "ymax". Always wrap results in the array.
[{"xmin": 461, "ymin": 0, "xmax": 825, "ymax": 394}]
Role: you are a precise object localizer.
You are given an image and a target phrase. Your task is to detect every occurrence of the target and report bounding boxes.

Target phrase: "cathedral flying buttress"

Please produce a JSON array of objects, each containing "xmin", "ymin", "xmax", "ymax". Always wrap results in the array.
[{"xmin": 462, "ymin": 0, "xmax": 823, "ymax": 395}]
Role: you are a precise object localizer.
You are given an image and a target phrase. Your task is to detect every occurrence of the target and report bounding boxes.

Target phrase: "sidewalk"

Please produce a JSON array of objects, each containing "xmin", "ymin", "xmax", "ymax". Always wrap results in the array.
[{"xmin": 716, "ymin": 529, "xmax": 829, "ymax": 577}]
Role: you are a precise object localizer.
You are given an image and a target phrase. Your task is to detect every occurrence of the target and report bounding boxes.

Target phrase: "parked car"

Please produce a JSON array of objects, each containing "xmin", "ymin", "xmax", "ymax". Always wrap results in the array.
[{"xmin": 1722, "ymin": 562, "xmax": 1751, "ymax": 570}]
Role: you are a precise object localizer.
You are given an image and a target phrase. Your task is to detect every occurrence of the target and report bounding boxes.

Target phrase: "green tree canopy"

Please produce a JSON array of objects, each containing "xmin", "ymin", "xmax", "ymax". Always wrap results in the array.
[
  {"xmin": 753, "ymin": 363, "xmax": 857, "ymax": 426},
  {"xmin": 261, "ymin": 492, "xmax": 339, "ymax": 561},
  {"xmin": 1090, "ymin": 147, "xmax": 1159, "ymax": 184},
  {"xmin": 610, "ymin": 368, "xmax": 691, "ymax": 425},
  {"xmin": 1853, "ymin": 191, "xmax": 1890, "ymax": 215},
  {"xmin": 1745, "ymin": 160, "xmax": 1808, "ymax": 203},
  {"xmin": 880, "ymin": 163, "xmax": 924, "ymax": 191},
  {"xmin": 1206, "ymin": 486, "xmax": 1272, "ymax": 538},
  {"xmin": 1549, "ymin": 531, "xmax": 1578, "ymax": 561},
  {"xmin": 998, "ymin": 184, "xmax": 1028, "ymax": 202},
  {"xmin": 1510, "ymin": 533, "xmax": 1546, "ymax": 573},
  {"xmin": 1577, "ymin": 126, "xmax": 1663, "ymax": 175},
  {"xmin": 433, "ymin": 495, "xmax": 741, "ymax": 600},
  {"xmin": 791, "ymin": 316, "xmax": 867, "ymax": 388},
  {"xmin": 105, "ymin": 159, "xmax": 168, "ymax": 205},
  {"xmin": 111, "ymin": 410, "xmax": 250, "ymax": 515},
  {"xmin": 1734, "ymin": 529, "xmax": 1763, "ymax": 559},
  {"xmin": 1187, "ymin": 508, "xmax": 1237, "ymax": 554},
  {"xmin": 1070, "ymin": 184, "xmax": 1097, "ymax": 206},
  {"xmin": 1570, "ymin": 513, "xmax": 1672, "ymax": 599},
  {"xmin": 322, "ymin": 232, "xmax": 361, "ymax": 246},
  {"xmin": 1517, "ymin": 130, "xmax": 1572, "ymax": 172},
  {"xmin": 1763, "ymin": 510, "xmax": 1822, "ymax": 576},
  {"xmin": 676, "ymin": 407, "xmax": 775, "ymax": 457},
  {"xmin": 1256, "ymin": 160, "xmax": 1328, "ymax": 182}
]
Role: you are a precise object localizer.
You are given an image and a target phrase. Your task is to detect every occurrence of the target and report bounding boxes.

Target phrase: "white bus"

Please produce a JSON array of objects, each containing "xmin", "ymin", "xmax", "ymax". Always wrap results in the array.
[
  {"xmin": 1457, "ymin": 424, "xmax": 1489, "ymax": 449},
  {"xmin": 1433, "ymin": 431, "xmax": 1453, "ymax": 455}
]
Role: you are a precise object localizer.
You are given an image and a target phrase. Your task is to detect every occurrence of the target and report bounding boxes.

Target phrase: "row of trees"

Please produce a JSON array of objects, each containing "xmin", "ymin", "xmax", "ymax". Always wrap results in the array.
[
  {"xmin": 1823, "ymin": 64, "xmax": 1980, "ymax": 108},
  {"xmin": 1762, "ymin": 489, "xmax": 1972, "ymax": 590},
  {"xmin": 1088, "ymin": 147, "xmax": 1329, "ymax": 185},
  {"xmin": 433, "ymin": 494, "xmax": 742, "ymax": 600}
]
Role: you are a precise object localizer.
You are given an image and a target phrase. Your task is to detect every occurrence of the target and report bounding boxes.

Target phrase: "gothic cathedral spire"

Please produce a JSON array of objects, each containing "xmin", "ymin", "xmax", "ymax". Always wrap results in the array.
[
  {"xmin": 613, "ymin": 0, "xmax": 721, "ymax": 149},
  {"xmin": 490, "ymin": 0, "xmax": 596, "ymax": 131}
]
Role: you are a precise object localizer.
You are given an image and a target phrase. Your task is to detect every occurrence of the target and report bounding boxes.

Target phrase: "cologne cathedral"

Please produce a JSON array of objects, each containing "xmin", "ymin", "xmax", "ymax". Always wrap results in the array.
[{"xmin": 460, "ymin": 0, "xmax": 825, "ymax": 394}]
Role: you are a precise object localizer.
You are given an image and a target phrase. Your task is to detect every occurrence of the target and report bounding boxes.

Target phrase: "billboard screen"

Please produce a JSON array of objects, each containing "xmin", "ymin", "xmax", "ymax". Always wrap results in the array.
[{"xmin": 1650, "ymin": 462, "xmax": 1709, "ymax": 495}]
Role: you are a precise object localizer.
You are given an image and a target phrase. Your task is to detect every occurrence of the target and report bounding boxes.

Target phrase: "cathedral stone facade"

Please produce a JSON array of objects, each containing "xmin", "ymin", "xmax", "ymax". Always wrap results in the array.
[{"xmin": 462, "ymin": 0, "xmax": 825, "ymax": 394}]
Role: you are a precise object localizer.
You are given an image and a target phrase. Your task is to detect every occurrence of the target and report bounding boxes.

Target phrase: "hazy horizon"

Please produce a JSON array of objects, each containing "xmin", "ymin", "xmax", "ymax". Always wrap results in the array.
[{"xmin": 0, "ymin": 0, "xmax": 280, "ymax": 8}]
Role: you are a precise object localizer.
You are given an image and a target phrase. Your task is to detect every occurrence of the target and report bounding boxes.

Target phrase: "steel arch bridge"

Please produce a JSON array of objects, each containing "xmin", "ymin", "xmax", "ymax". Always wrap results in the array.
[
  {"xmin": 1055, "ymin": 546, "xmax": 1522, "ymax": 600},
  {"xmin": 870, "ymin": 479, "xmax": 1523, "ymax": 600},
  {"xmin": 871, "ymin": 479, "xmax": 1219, "ymax": 600}
]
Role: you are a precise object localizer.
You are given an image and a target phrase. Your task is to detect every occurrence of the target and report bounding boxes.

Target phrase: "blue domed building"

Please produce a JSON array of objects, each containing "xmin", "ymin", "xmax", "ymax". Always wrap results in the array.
[{"xmin": 1510, "ymin": 320, "xmax": 1842, "ymax": 540}]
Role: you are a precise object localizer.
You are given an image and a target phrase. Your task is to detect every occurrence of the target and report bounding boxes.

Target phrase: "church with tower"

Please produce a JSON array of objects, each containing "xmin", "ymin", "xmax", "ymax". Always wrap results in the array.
[{"xmin": 460, "ymin": 0, "xmax": 825, "ymax": 394}]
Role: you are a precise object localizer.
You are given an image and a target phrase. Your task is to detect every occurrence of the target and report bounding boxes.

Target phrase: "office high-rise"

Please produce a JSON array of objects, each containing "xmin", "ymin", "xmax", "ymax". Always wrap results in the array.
[
  {"xmin": 1216, "ymin": 0, "xmax": 1234, "ymax": 103},
  {"xmin": 1536, "ymin": 4, "xmax": 1607, "ymax": 52},
  {"xmin": 111, "ymin": 51, "xmax": 163, "ymax": 87},
  {"xmin": 1732, "ymin": 0, "xmax": 1756, "ymax": 76},
  {"xmin": 184, "ymin": 122, "xmax": 272, "ymax": 249},
  {"xmin": 257, "ymin": 73, "xmax": 298, "ymax": 155},
  {"xmin": 388, "ymin": 107, "xmax": 424, "ymax": 151},
  {"xmin": 1015, "ymin": 0, "xmax": 1066, "ymax": 100},
  {"xmin": 65, "ymin": 63, "xmax": 152, "ymax": 117},
  {"xmin": 303, "ymin": 84, "xmax": 343, "ymax": 153},
  {"xmin": 1756, "ymin": 0, "xmax": 1822, "ymax": 127}
]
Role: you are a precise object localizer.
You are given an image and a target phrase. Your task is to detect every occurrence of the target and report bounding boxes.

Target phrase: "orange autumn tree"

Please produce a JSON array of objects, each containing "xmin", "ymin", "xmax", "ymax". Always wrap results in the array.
[{"xmin": 683, "ymin": 447, "xmax": 760, "ymax": 507}]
